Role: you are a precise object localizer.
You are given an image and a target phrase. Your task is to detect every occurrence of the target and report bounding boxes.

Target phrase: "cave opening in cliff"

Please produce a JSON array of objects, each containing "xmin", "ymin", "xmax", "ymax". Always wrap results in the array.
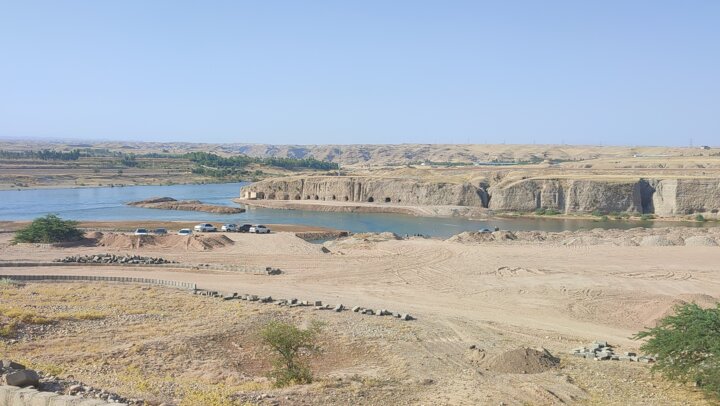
[
  {"xmin": 384, "ymin": 197, "xmax": 391, "ymax": 203},
  {"xmin": 368, "ymin": 197, "xmax": 374, "ymax": 202},
  {"xmin": 344, "ymin": 196, "xmax": 349, "ymax": 201},
  {"xmin": 314, "ymin": 195, "xmax": 319, "ymax": 200},
  {"xmin": 332, "ymin": 195, "xmax": 336, "ymax": 200},
  {"xmin": 294, "ymin": 195, "xmax": 301, "ymax": 200}
]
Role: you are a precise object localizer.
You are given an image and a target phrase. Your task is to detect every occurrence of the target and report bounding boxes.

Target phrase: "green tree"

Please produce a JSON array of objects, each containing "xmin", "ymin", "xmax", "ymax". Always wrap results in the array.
[
  {"xmin": 634, "ymin": 303, "xmax": 720, "ymax": 398},
  {"xmin": 260, "ymin": 320, "xmax": 323, "ymax": 387},
  {"xmin": 12, "ymin": 214, "xmax": 84, "ymax": 243}
]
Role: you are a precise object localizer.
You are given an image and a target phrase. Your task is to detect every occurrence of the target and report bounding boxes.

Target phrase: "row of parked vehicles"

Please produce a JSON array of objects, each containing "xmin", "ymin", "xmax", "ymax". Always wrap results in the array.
[
  {"xmin": 194, "ymin": 223, "xmax": 270, "ymax": 233},
  {"xmin": 133, "ymin": 223, "xmax": 270, "ymax": 236}
]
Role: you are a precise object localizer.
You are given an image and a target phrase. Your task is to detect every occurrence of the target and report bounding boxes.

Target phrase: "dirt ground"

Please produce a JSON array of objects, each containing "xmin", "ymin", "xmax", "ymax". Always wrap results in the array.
[{"xmin": 1, "ymin": 228, "xmax": 718, "ymax": 405}]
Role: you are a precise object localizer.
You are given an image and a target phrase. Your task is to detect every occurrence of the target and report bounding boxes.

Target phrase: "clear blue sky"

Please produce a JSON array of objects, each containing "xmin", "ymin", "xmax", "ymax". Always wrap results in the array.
[{"xmin": 1, "ymin": 1, "xmax": 718, "ymax": 146}]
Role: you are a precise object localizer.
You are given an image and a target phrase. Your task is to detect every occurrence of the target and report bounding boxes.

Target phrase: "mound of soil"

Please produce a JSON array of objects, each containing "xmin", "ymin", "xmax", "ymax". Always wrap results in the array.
[
  {"xmin": 352, "ymin": 232, "xmax": 402, "ymax": 241},
  {"xmin": 446, "ymin": 231, "xmax": 517, "ymax": 243},
  {"xmin": 97, "ymin": 233, "xmax": 234, "ymax": 251},
  {"xmin": 639, "ymin": 235, "xmax": 676, "ymax": 247},
  {"xmin": 683, "ymin": 236, "xmax": 718, "ymax": 247},
  {"xmin": 487, "ymin": 347, "xmax": 560, "ymax": 374},
  {"xmin": 84, "ymin": 231, "xmax": 105, "ymax": 240}
]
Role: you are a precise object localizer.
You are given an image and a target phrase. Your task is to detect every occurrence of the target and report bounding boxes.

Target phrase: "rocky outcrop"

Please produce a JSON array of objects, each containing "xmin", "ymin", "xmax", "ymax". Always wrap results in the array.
[
  {"xmin": 488, "ymin": 179, "xmax": 644, "ymax": 213},
  {"xmin": 127, "ymin": 197, "xmax": 245, "ymax": 213},
  {"xmin": 489, "ymin": 177, "xmax": 720, "ymax": 216},
  {"xmin": 241, "ymin": 176, "xmax": 720, "ymax": 217},
  {"xmin": 240, "ymin": 176, "xmax": 488, "ymax": 207},
  {"xmin": 651, "ymin": 179, "xmax": 720, "ymax": 215}
]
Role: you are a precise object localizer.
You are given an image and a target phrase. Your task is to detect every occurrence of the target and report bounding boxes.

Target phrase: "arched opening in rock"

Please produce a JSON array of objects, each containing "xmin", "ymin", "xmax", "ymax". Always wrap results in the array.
[
  {"xmin": 368, "ymin": 197, "xmax": 374, "ymax": 203},
  {"xmin": 384, "ymin": 197, "xmax": 391, "ymax": 203},
  {"xmin": 344, "ymin": 196, "xmax": 349, "ymax": 201}
]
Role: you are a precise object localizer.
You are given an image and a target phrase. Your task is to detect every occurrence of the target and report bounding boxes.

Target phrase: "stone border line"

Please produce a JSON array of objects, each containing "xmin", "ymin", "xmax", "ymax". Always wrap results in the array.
[
  {"xmin": 0, "ymin": 385, "xmax": 120, "ymax": 406},
  {"xmin": 1, "ymin": 275, "xmax": 414, "ymax": 321},
  {"xmin": 0, "ymin": 274, "xmax": 196, "ymax": 290}
]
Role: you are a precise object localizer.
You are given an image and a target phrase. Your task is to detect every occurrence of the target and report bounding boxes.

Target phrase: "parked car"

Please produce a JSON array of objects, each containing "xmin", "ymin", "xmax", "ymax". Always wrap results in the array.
[
  {"xmin": 153, "ymin": 228, "xmax": 168, "ymax": 235},
  {"xmin": 194, "ymin": 223, "xmax": 217, "ymax": 232},
  {"xmin": 177, "ymin": 228, "xmax": 192, "ymax": 236},
  {"xmin": 238, "ymin": 224, "xmax": 253, "ymax": 233},
  {"xmin": 134, "ymin": 228, "xmax": 148, "ymax": 235},
  {"xmin": 479, "ymin": 228, "xmax": 492, "ymax": 234},
  {"xmin": 221, "ymin": 223, "xmax": 238, "ymax": 232},
  {"xmin": 249, "ymin": 225, "xmax": 270, "ymax": 234}
]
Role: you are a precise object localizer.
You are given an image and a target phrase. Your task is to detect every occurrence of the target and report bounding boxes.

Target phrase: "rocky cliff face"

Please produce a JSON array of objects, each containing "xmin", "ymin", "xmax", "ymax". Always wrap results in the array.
[
  {"xmin": 241, "ymin": 176, "xmax": 720, "ymax": 217},
  {"xmin": 488, "ymin": 179, "xmax": 644, "ymax": 213},
  {"xmin": 240, "ymin": 176, "xmax": 488, "ymax": 207},
  {"xmin": 651, "ymin": 179, "xmax": 720, "ymax": 215}
]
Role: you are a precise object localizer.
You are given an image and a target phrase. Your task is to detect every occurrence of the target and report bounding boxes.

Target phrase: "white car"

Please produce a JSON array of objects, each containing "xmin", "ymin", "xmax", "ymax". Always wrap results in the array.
[
  {"xmin": 249, "ymin": 225, "xmax": 270, "ymax": 234},
  {"xmin": 194, "ymin": 223, "xmax": 217, "ymax": 232},
  {"xmin": 221, "ymin": 223, "xmax": 238, "ymax": 232},
  {"xmin": 177, "ymin": 228, "xmax": 192, "ymax": 236},
  {"xmin": 134, "ymin": 228, "xmax": 148, "ymax": 235}
]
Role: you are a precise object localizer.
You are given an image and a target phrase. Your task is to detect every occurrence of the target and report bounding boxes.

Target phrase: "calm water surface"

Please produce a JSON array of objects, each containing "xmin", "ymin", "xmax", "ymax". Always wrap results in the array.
[{"xmin": 0, "ymin": 183, "xmax": 712, "ymax": 238}]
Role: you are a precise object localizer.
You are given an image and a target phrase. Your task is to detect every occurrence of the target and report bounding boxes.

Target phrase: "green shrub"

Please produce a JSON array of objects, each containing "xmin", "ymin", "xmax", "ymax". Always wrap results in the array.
[
  {"xmin": 534, "ymin": 208, "xmax": 546, "ymax": 215},
  {"xmin": 12, "ymin": 214, "xmax": 83, "ymax": 244},
  {"xmin": 696, "ymin": 214, "xmax": 707, "ymax": 222},
  {"xmin": 260, "ymin": 320, "xmax": 323, "ymax": 387},
  {"xmin": 640, "ymin": 214, "xmax": 655, "ymax": 221},
  {"xmin": 545, "ymin": 208, "xmax": 561, "ymax": 216},
  {"xmin": 591, "ymin": 210, "xmax": 603, "ymax": 217},
  {"xmin": 635, "ymin": 303, "xmax": 720, "ymax": 399}
]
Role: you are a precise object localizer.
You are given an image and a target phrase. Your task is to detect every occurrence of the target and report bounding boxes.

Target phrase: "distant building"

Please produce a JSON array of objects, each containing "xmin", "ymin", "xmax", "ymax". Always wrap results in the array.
[{"xmin": 700, "ymin": 145, "xmax": 711, "ymax": 150}]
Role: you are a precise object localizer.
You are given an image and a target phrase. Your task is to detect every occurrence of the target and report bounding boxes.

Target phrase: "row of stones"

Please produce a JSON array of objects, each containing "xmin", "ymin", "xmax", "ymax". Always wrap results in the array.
[
  {"xmin": 53, "ymin": 254, "xmax": 175, "ymax": 265},
  {"xmin": 196, "ymin": 291, "xmax": 415, "ymax": 321}
]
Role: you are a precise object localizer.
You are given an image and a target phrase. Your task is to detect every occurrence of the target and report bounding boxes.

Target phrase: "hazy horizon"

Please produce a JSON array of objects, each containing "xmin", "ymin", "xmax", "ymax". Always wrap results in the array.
[{"xmin": 2, "ymin": 1, "xmax": 718, "ymax": 146}]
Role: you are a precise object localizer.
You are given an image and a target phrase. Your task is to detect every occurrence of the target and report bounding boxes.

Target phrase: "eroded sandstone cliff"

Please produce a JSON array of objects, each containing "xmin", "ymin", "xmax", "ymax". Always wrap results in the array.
[
  {"xmin": 240, "ymin": 176, "xmax": 488, "ymax": 207},
  {"xmin": 240, "ymin": 176, "xmax": 720, "ymax": 217}
]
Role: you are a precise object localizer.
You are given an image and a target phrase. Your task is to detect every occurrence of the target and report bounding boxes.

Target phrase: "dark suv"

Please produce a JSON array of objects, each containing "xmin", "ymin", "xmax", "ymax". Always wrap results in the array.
[{"xmin": 238, "ymin": 224, "xmax": 253, "ymax": 233}]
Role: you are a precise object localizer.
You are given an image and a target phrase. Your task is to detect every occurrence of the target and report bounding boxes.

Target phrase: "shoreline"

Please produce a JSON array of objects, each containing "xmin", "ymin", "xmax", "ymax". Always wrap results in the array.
[
  {"xmin": 0, "ymin": 179, "xmax": 247, "ymax": 192},
  {"xmin": 235, "ymin": 198, "xmax": 714, "ymax": 224},
  {"xmin": 235, "ymin": 198, "xmax": 491, "ymax": 218},
  {"xmin": 0, "ymin": 220, "xmax": 344, "ymax": 235}
]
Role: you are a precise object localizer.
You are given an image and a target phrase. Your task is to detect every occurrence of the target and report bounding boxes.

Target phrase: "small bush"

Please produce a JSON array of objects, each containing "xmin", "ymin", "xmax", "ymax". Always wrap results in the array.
[
  {"xmin": 12, "ymin": 214, "xmax": 83, "ymax": 244},
  {"xmin": 545, "ymin": 208, "xmax": 561, "ymax": 216},
  {"xmin": 591, "ymin": 210, "xmax": 603, "ymax": 217},
  {"xmin": 534, "ymin": 208, "xmax": 546, "ymax": 215},
  {"xmin": 640, "ymin": 214, "xmax": 655, "ymax": 221},
  {"xmin": 635, "ymin": 303, "xmax": 720, "ymax": 399},
  {"xmin": 696, "ymin": 214, "xmax": 706, "ymax": 222},
  {"xmin": 260, "ymin": 320, "xmax": 323, "ymax": 387}
]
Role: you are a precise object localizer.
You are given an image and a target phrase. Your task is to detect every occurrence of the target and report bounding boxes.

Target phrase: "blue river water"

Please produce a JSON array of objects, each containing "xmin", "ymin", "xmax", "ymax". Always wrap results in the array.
[{"xmin": 0, "ymin": 182, "xmax": 712, "ymax": 238}]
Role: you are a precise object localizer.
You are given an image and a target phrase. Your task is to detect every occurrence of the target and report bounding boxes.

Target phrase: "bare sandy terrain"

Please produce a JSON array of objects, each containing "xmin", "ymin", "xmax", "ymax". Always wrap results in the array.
[{"xmin": 1, "ymin": 229, "xmax": 718, "ymax": 404}]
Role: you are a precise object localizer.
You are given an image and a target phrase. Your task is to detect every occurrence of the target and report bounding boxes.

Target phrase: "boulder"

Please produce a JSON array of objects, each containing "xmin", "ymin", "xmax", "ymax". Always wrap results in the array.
[
  {"xmin": 5, "ymin": 369, "xmax": 40, "ymax": 387},
  {"xmin": 0, "ymin": 360, "xmax": 25, "ymax": 370}
]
